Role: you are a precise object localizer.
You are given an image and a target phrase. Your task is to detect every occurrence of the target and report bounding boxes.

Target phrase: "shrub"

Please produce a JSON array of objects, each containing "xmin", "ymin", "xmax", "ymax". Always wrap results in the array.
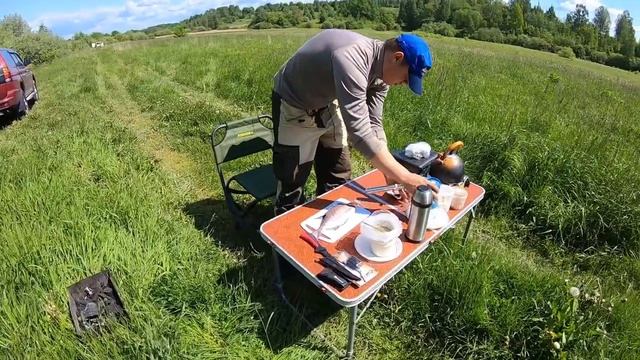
[
  {"xmin": 553, "ymin": 35, "xmax": 576, "ymax": 48},
  {"xmin": 589, "ymin": 51, "xmax": 607, "ymax": 64},
  {"xmin": 125, "ymin": 31, "xmax": 149, "ymax": 41},
  {"xmin": 629, "ymin": 57, "xmax": 640, "ymax": 72},
  {"xmin": 153, "ymin": 29, "xmax": 173, "ymax": 37},
  {"xmin": 192, "ymin": 26, "xmax": 207, "ymax": 33},
  {"xmin": 605, "ymin": 53, "xmax": 630, "ymax": 70},
  {"xmin": 320, "ymin": 21, "xmax": 333, "ymax": 29},
  {"xmin": 571, "ymin": 45, "xmax": 588, "ymax": 59},
  {"xmin": 472, "ymin": 27, "xmax": 504, "ymax": 43},
  {"xmin": 421, "ymin": 22, "xmax": 456, "ymax": 37},
  {"xmin": 345, "ymin": 18, "xmax": 362, "ymax": 29},
  {"xmin": 173, "ymin": 26, "xmax": 187, "ymax": 37},
  {"xmin": 298, "ymin": 21, "xmax": 313, "ymax": 29},
  {"xmin": 505, "ymin": 35, "xmax": 554, "ymax": 53},
  {"xmin": 9, "ymin": 33, "xmax": 69, "ymax": 64},
  {"xmin": 0, "ymin": 15, "xmax": 68, "ymax": 64},
  {"xmin": 333, "ymin": 21, "xmax": 346, "ymax": 29},
  {"xmin": 557, "ymin": 47, "xmax": 576, "ymax": 59},
  {"xmin": 503, "ymin": 34, "xmax": 517, "ymax": 45},
  {"xmin": 251, "ymin": 22, "xmax": 273, "ymax": 29},
  {"xmin": 373, "ymin": 23, "xmax": 387, "ymax": 31},
  {"xmin": 505, "ymin": 34, "xmax": 528, "ymax": 47},
  {"xmin": 523, "ymin": 36, "xmax": 554, "ymax": 52}
]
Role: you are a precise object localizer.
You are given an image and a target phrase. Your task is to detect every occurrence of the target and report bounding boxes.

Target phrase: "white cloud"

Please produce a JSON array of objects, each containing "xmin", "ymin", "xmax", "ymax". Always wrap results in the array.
[
  {"xmin": 559, "ymin": 0, "xmax": 623, "ymax": 19},
  {"xmin": 608, "ymin": 7, "xmax": 623, "ymax": 21},
  {"xmin": 28, "ymin": 0, "xmax": 242, "ymax": 38},
  {"xmin": 559, "ymin": 1, "xmax": 632, "ymax": 37},
  {"xmin": 560, "ymin": 0, "xmax": 605, "ymax": 13}
]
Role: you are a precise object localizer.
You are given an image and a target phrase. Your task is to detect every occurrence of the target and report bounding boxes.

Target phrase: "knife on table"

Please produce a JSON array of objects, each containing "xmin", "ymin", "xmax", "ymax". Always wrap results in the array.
[
  {"xmin": 299, "ymin": 232, "xmax": 361, "ymax": 282},
  {"xmin": 346, "ymin": 181, "xmax": 408, "ymax": 221}
]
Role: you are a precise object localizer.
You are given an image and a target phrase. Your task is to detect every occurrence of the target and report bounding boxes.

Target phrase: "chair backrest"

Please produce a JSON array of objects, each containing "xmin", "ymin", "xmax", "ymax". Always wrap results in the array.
[{"xmin": 211, "ymin": 115, "xmax": 274, "ymax": 166}]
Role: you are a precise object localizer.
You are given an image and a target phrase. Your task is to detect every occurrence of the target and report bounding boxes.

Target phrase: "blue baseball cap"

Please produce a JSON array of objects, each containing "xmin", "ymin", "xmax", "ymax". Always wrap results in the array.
[{"xmin": 396, "ymin": 34, "xmax": 432, "ymax": 95}]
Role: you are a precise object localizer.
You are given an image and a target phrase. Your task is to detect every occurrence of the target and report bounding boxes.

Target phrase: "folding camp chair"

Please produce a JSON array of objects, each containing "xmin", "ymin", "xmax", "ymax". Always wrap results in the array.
[{"xmin": 210, "ymin": 115, "xmax": 277, "ymax": 229}]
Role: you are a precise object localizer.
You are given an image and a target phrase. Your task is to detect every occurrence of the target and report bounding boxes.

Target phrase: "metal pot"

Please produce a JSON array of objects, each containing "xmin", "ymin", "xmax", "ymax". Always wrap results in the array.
[{"xmin": 429, "ymin": 141, "xmax": 465, "ymax": 185}]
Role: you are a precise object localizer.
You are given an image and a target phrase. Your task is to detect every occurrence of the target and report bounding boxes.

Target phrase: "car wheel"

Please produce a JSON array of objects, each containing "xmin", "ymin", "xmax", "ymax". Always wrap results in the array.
[
  {"xmin": 18, "ymin": 91, "xmax": 29, "ymax": 117},
  {"xmin": 30, "ymin": 82, "xmax": 39, "ymax": 106}
]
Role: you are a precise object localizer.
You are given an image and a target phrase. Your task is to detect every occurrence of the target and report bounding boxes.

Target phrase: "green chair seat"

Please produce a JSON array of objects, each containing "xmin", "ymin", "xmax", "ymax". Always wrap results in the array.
[
  {"xmin": 230, "ymin": 164, "xmax": 277, "ymax": 201},
  {"xmin": 211, "ymin": 115, "xmax": 276, "ymax": 229}
]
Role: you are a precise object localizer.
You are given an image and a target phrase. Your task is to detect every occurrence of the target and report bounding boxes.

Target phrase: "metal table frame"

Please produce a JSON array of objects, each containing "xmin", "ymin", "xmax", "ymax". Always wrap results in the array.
[{"xmin": 261, "ymin": 172, "xmax": 482, "ymax": 359}]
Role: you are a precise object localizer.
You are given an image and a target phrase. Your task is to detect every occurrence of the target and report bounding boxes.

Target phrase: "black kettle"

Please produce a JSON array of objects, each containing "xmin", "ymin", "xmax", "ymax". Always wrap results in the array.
[{"xmin": 429, "ymin": 141, "xmax": 466, "ymax": 185}]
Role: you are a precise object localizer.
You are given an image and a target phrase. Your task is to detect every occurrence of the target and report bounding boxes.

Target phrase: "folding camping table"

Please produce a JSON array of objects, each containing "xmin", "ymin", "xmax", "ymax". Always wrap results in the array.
[{"xmin": 259, "ymin": 169, "xmax": 485, "ymax": 359}]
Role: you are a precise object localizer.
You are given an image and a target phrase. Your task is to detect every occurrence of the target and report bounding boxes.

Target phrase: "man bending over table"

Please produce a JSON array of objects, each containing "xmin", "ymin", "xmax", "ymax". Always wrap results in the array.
[{"xmin": 272, "ymin": 30, "xmax": 438, "ymax": 215}]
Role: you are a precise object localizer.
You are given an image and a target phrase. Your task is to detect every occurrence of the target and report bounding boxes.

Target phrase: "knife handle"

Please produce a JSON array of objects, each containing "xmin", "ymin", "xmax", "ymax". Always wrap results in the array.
[
  {"xmin": 319, "ymin": 257, "xmax": 361, "ymax": 281},
  {"xmin": 299, "ymin": 232, "xmax": 319, "ymax": 249},
  {"xmin": 364, "ymin": 183, "xmax": 404, "ymax": 194},
  {"xmin": 317, "ymin": 268, "xmax": 349, "ymax": 291}
]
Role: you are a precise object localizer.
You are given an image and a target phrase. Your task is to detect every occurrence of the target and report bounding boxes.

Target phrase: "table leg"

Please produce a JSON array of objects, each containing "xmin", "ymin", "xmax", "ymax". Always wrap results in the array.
[
  {"xmin": 272, "ymin": 248, "xmax": 286, "ymax": 302},
  {"xmin": 346, "ymin": 305, "xmax": 358, "ymax": 359},
  {"xmin": 462, "ymin": 207, "xmax": 476, "ymax": 245}
]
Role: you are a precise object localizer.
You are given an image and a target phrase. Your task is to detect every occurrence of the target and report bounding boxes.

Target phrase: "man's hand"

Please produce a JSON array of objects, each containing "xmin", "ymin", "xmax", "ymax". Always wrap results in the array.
[
  {"xmin": 399, "ymin": 172, "xmax": 439, "ymax": 195},
  {"xmin": 369, "ymin": 147, "xmax": 439, "ymax": 199}
]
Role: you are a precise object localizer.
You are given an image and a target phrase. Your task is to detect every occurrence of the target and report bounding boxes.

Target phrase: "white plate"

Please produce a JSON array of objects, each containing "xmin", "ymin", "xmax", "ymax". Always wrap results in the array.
[
  {"xmin": 427, "ymin": 207, "xmax": 449, "ymax": 230},
  {"xmin": 403, "ymin": 206, "xmax": 449, "ymax": 230},
  {"xmin": 354, "ymin": 234, "xmax": 403, "ymax": 263},
  {"xmin": 300, "ymin": 198, "xmax": 370, "ymax": 243}
]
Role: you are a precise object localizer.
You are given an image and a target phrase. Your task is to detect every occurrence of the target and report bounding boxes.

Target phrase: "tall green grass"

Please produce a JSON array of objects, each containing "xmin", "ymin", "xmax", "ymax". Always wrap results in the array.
[
  {"xmin": 0, "ymin": 53, "xmax": 325, "ymax": 359},
  {"xmin": 1, "ymin": 29, "xmax": 639, "ymax": 358},
  {"xmin": 115, "ymin": 30, "xmax": 640, "ymax": 251},
  {"xmin": 107, "ymin": 29, "xmax": 640, "ymax": 357}
]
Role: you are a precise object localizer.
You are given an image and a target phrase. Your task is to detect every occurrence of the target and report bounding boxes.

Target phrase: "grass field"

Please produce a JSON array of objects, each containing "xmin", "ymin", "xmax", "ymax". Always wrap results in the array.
[{"xmin": 1, "ymin": 28, "xmax": 639, "ymax": 359}]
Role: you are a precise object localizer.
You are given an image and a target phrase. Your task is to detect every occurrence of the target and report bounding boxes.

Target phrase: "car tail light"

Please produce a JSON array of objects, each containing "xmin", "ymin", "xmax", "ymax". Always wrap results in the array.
[{"xmin": 0, "ymin": 57, "xmax": 10, "ymax": 83}]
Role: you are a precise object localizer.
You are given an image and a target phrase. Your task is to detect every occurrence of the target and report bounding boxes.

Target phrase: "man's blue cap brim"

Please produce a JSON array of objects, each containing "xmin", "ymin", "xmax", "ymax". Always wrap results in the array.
[{"xmin": 408, "ymin": 72, "xmax": 423, "ymax": 95}]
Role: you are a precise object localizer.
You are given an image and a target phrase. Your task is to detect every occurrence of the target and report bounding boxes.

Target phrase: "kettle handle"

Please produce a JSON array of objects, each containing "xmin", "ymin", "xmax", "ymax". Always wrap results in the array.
[{"xmin": 440, "ymin": 141, "xmax": 464, "ymax": 159}]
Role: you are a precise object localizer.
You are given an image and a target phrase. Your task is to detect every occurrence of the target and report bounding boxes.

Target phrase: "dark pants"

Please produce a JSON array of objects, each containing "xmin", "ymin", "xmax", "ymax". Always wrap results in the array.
[{"xmin": 271, "ymin": 91, "xmax": 351, "ymax": 215}]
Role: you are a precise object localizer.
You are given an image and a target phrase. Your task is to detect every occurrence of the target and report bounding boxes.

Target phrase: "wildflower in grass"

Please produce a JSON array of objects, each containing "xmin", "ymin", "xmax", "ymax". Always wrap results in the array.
[{"xmin": 569, "ymin": 287, "xmax": 580, "ymax": 298}]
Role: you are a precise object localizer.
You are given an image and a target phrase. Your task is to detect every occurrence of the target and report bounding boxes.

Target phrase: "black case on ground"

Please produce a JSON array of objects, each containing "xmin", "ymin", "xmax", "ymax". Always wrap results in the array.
[{"xmin": 67, "ymin": 270, "xmax": 128, "ymax": 335}]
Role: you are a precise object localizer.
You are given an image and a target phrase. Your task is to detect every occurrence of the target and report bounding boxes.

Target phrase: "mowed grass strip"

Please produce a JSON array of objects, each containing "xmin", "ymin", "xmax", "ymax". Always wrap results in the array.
[{"xmin": 0, "ymin": 53, "xmax": 330, "ymax": 359}]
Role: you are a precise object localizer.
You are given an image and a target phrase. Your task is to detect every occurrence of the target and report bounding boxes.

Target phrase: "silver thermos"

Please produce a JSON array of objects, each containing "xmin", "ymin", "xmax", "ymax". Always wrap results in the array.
[{"xmin": 405, "ymin": 185, "xmax": 433, "ymax": 242}]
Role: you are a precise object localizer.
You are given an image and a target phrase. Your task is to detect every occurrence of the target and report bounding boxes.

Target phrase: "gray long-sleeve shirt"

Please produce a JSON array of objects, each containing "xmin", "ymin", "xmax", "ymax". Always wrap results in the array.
[{"xmin": 273, "ymin": 29, "xmax": 389, "ymax": 159}]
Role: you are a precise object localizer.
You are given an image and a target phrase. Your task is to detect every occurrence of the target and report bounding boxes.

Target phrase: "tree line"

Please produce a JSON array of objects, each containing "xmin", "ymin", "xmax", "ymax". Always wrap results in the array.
[
  {"xmin": 1, "ymin": 1, "xmax": 638, "ymax": 72},
  {"xmin": 0, "ymin": 15, "xmax": 68, "ymax": 65},
  {"xmin": 170, "ymin": 0, "xmax": 640, "ymax": 72},
  {"xmin": 395, "ymin": 0, "xmax": 639, "ymax": 70}
]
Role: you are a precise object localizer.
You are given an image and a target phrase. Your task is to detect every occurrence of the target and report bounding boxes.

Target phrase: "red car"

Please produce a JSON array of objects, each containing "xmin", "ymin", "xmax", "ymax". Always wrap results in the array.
[{"xmin": 0, "ymin": 48, "xmax": 38, "ymax": 118}]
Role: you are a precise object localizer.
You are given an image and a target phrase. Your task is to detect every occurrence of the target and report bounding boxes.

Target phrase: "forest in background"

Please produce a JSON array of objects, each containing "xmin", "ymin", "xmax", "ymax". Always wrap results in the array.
[{"xmin": 1, "ymin": 1, "xmax": 639, "ymax": 72}]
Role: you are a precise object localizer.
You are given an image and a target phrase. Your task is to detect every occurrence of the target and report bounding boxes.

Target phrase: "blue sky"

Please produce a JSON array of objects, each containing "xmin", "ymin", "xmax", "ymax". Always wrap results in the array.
[{"xmin": 2, "ymin": 0, "xmax": 639, "ymax": 39}]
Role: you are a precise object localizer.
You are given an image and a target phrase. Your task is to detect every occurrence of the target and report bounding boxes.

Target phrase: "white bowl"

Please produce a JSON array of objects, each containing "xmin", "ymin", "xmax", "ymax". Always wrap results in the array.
[
  {"xmin": 370, "ymin": 237, "xmax": 398, "ymax": 257},
  {"xmin": 360, "ymin": 210, "xmax": 402, "ymax": 245}
]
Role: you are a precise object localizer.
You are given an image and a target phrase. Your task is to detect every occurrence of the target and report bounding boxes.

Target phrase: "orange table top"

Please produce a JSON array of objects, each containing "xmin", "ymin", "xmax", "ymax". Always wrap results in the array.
[{"xmin": 260, "ymin": 170, "xmax": 485, "ymax": 307}]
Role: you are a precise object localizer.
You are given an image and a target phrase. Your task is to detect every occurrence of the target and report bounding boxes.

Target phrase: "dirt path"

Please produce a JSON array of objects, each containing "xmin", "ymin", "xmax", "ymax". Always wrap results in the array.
[{"xmin": 154, "ymin": 28, "xmax": 248, "ymax": 39}]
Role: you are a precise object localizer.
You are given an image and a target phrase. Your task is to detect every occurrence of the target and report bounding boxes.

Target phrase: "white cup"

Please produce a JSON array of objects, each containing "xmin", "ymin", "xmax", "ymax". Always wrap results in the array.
[
  {"xmin": 361, "ymin": 211, "xmax": 402, "ymax": 257},
  {"xmin": 437, "ymin": 185, "xmax": 454, "ymax": 212},
  {"xmin": 451, "ymin": 187, "xmax": 468, "ymax": 210}
]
